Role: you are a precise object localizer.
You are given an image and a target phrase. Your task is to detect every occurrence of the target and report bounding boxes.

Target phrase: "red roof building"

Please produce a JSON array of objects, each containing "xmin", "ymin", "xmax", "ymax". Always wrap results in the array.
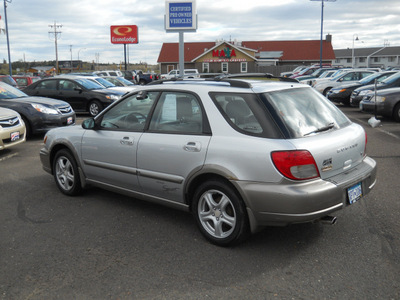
[{"xmin": 157, "ymin": 35, "xmax": 335, "ymax": 75}]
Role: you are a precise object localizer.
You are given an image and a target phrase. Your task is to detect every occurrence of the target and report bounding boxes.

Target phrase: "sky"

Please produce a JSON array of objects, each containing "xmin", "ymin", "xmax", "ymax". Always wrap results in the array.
[{"xmin": 1, "ymin": 0, "xmax": 400, "ymax": 66}]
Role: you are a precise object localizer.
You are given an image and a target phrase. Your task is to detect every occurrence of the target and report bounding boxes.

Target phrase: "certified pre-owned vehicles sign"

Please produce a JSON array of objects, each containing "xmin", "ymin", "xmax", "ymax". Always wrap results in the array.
[{"xmin": 110, "ymin": 25, "xmax": 138, "ymax": 44}]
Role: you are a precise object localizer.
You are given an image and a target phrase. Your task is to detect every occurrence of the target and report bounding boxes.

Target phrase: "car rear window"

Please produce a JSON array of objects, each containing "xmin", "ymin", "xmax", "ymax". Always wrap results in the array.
[{"xmin": 260, "ymin": 87, "xmax": 351, "ymax": 138}]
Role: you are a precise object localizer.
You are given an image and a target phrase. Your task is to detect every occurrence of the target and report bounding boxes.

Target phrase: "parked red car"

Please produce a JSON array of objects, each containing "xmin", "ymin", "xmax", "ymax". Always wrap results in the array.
[{"xmin": 12, "ymin": 76, "xmax": 41, "ymax": 89}]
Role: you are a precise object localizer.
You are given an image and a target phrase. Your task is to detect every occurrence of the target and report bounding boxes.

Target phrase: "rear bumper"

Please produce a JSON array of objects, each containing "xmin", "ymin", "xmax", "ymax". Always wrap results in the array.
[{"xmin": 234, "ymin": 156, "xmax": 377, "ymax": 227}]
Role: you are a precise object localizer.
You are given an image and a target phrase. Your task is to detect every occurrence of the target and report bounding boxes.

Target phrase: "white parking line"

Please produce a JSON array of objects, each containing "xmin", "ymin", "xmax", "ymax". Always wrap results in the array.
[{"xmin": 0, "ymin": 152, "xmax": 19, "ymax": 162}]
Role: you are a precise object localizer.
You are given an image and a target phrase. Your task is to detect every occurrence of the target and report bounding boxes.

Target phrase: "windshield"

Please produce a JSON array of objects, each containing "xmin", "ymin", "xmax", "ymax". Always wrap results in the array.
[
  {"xmin": 94, "ymin": 77, "xmax": 116, "ymax": 88},
  {"xmin": 75, "ymin": 78, "xmax": 105, "ymax": 90},
  {"xmin": 262, "ymin": 87, "xmax": 350, "ymax": 138},
  {"xmin": 0, "ymin": 82, "xmax": 28, "ymax": 99},
  {"xmin": 116, "ymin": 77, "xmax": 134, "ymax": 85},
  {"xmin": 381, "ymin": 72, "xmax": 400, "ymax": 84}
]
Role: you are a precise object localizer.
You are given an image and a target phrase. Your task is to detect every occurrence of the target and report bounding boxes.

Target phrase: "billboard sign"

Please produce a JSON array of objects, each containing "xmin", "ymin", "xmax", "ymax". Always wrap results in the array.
[
  {"xmin": 165, "ymin": 0, "xmax": 197, "ymax": 32},
  {"xmin": 110, "ymin": 25, "xmax": 138, "ymax": 44}
]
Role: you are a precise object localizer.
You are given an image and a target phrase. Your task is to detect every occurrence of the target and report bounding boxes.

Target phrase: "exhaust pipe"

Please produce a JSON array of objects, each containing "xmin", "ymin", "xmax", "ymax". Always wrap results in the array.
[{"xmin": 319, "ymin": 215, "xmax": 337, "ymax": 225}]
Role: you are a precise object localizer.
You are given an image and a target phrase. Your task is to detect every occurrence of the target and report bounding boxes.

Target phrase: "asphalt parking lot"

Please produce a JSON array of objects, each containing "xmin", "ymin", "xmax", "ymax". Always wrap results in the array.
[{"xmin": 1, "ymin": 108, "xmax": 399, "ymax": 299}]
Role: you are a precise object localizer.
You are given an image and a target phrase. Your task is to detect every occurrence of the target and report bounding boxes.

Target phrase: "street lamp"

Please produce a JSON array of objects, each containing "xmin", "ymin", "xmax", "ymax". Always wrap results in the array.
[
  {"xmin": 78, "ymin": 48, "xmax": 86, "ymax": 61},
  {"xmin": 352, "ymin": 34, "xmax": 359, "ymax": 68},
  {"xmin": 310, "ymin": 0, "xmax": 337, "ymax": 68}
]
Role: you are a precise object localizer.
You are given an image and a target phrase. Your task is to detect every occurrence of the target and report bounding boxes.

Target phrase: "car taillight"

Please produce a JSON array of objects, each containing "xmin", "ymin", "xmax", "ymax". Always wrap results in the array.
[
  {"xmin": 150, "ymin": 75, "xmax": 153, "ymax": 79},
  {"xmin": 271, "ymin": 150, "xmax": 320, "ymax": 180}
]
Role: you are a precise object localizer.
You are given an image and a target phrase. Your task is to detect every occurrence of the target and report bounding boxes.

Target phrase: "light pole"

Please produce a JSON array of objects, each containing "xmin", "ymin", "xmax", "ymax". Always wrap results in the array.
[
  {"xmin": 352, "ymin": 34, "xmax": 359, "ymax": 68},
  {"xmin": 3, "ymin": 0, "xmax": 12, "ymax": 75},
  {"xmin": 310, "ymin": 0, "xmax": 336, "ymax": 68},
  {"xmin": 78, "ymin": 48, "xmax": 86, "ymax": 71}
]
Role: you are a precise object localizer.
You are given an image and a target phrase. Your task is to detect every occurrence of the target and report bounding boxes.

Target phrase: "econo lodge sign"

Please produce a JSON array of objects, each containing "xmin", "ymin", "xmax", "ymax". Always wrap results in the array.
[{"xmin": 110, "ymin": 25, "xmax": 138, "ymax": 44}]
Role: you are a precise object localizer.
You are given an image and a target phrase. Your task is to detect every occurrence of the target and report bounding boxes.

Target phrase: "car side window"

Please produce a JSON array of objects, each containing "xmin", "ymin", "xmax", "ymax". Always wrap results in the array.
[
  {"xmin": 149, "ymin": 92, "xmax": 203, "ymax": 134},
  {"xmin": 212, "ymin": 93, "xmax": 263, "ymax": 134},
  {"xmin": 35, "ymin": 80, "xmax": 57, "ymax": 90},
  {"xmin": 59, "ymin": 80, "xmax": 77, "ymax": 91},
  {"xmin": 99, "ymin": 91, "xmax": 159, "ymax": 131}
]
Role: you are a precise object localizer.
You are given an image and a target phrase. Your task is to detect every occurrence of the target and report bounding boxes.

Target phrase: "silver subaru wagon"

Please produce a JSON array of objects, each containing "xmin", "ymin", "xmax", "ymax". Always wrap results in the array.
[{"xmin": 40, "ymin": 77, "xmax": 377, "ymax": 246}]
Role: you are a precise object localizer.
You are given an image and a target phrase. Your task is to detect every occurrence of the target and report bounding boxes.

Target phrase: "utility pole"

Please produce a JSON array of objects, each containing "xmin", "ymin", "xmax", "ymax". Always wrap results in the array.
[
  {"xmin": 49, "ymin": 21, "xmax": 62, "ymax": 74},
  {"xmin": 4, "ymin": 0, "xmax": 12, "ymax": 76}
]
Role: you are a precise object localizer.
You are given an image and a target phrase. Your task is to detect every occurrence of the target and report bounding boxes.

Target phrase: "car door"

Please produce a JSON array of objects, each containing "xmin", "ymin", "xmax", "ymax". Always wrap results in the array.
[
  {"xmin": 137, "ymin": 91, "xmax": 211, "ymax": 203},
  {"xmin": 28, "ymin": 79, "xmax": 59, "ymax": 99},
  {"xmin": 58, "ymin": 79, "xmax": 88, "ymax": 111},
  {"xmin": 81, "ymin": 92, "xmax": 158, "ymax": 191}
]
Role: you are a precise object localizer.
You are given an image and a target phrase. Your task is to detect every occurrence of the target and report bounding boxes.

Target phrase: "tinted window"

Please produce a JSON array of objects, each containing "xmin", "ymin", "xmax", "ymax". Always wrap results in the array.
[
  {"xmin": 263, "ymin": 87, "xmax": 350, "ymax": 138},
  {"xmin": 35, "ymin": 80, "xmax": 57, "ymax": 90}
]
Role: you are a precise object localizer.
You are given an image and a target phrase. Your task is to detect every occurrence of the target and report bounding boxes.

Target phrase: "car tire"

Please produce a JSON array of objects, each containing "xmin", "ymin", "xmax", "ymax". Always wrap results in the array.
[
  {"xmin": 323, "ymin": 87, "xmax": 332, "ymax": 96},
  {"xmin": 393, "ymin": 103, "xmax": 400, "ymax": 122},
  {"xmin": 192, "ymin": 179, "xmax": 250, "ymax": 246},
  {"xmin": 53, "ymin": 149, "xmax": 82, "ymax": 196},
  {"xmin": 89, "ymin": 100, "xmax": 102, "ymax": 117}
]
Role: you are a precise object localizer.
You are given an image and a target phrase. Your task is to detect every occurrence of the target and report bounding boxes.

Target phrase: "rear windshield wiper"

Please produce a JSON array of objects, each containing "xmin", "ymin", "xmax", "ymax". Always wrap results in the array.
[{"xmin": 304, "ymin": 122, "xmax": 335, "ymax": 136}]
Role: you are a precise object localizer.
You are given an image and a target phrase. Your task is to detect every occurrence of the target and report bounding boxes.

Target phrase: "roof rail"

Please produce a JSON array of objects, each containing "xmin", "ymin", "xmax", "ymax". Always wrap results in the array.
[{"xmin": 147, "ymin": 73, "xmax": 298, "ymax": 88}]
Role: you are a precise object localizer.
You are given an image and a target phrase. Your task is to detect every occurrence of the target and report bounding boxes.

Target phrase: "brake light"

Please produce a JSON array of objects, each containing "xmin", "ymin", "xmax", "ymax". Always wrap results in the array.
[
  {"xmin": 150, "ymin": 75, "xmax": 153, "ymax": 79},
  {"xmin": 271, "ymin": 150, "xmax": 320, "ymax": 180}
]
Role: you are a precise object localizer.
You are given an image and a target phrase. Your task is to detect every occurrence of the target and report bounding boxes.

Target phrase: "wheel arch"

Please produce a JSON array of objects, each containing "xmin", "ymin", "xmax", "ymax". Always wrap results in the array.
[
  {"xmin": 185, "ymin": 170, "xmax": 258, "ymax": 233},
  {"xmin": 49, "ymin": 143, "xmax": 87, "ymax": 188}
]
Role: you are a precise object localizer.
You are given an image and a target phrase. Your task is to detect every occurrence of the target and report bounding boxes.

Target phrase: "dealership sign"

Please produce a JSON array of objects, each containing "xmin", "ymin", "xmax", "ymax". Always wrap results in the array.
[
  {"xmin": 110, "ymin": 25, "xmax": 138, "ymax": 44},
  {"xmin": 165, "ymin": 0, "xmax": 197, "ymax": 32}
]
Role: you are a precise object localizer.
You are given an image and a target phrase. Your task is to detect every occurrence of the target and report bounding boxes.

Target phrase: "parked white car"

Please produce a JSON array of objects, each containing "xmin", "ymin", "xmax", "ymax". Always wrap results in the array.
[
  {"xmin": 313, "ymin": 69, "xmax": 376, "ymax": 95},
  {"xmin": 161, "ymin": 69, "xmax": 200, "ymax": 79}
]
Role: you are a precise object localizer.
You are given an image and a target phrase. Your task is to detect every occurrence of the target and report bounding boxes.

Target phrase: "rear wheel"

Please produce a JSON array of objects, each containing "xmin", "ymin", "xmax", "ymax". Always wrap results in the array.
[
  {"xmin": 53, "ymin": 149, "xmax": 82, "ymax": 196},
  {"xmin": 192, "ymin": 179, "xmax": 250, "ymax": 246},
  {"xmin": 89, "ymin": 100, "xmax": 102, "ymax": 117},
  {"xmin": 393, "ymin": 103, "xmax": 400, "ymax": 122},
  {"xmin": 323, "ymin": 87, "xmax": 332, "ymax": 96}
]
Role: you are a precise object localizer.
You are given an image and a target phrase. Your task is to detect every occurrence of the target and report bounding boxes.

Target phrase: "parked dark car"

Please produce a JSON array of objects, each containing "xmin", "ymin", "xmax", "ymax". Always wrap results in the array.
[
  {"xmin": 350, "ymin": 71, "xmax": 400, "ymax": 107},
  {"xmin": 327, "ymin": 71, "xmax": 397, "ymax": 106},
  {"xmin": 23, "ymin": 76, "xmax": 126, "ymax": 116},
  {"xmin": 0, "ymin": 82, "xmax": 75, "ymax": 138},
  {"xmin": 360, "ymin": 87, "xmax": 400, "ymax": 122}
]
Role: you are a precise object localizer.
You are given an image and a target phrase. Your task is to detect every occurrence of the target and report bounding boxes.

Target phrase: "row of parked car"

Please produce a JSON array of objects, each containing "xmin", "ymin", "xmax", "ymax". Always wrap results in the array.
[{"xmin": 283, "ymin": 66, "xmax": 400, "ymax": 122}]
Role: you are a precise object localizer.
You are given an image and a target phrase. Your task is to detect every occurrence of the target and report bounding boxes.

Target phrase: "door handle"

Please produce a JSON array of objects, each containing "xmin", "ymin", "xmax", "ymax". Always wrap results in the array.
[
  {"xmin": 184, "ymin": 141, "xmax": 201, "ymax": 152},
  {"xmin": 120, "ymin": 136, "xmax": 134, "ymax": 146}
]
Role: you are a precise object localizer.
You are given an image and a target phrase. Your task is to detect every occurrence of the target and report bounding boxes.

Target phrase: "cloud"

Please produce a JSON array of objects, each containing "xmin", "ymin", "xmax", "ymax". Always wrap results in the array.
[{"xmin": 1, "ymin": 0, "xmax": 399, "ymax": 66}]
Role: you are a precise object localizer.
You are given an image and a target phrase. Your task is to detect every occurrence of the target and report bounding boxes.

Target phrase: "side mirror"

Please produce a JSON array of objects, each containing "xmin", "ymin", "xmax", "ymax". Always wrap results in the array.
[{"xmin": 82, "ymin": 118, "xmax": 96, "ymax": 129}]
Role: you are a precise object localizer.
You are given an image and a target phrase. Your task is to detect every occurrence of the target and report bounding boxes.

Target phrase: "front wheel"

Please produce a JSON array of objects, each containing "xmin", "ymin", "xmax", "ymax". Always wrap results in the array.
[
  {"xmin": 393, "ymin": 103, "xmax": 400, "ymax": 122},
  {"xmin": 192, "ymin": 179, "xmax": 250, "ymax": 246},
  {"xmin": 89, "ymin": 100, "xmax": 102, "ymax": 117},
  {"xmin": 53, "ymin": 149, "xmax": 82, "ymax": 196}
]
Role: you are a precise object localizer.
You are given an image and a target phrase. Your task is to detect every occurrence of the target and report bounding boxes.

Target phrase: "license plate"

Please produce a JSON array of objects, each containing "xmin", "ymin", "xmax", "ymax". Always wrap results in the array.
[
  {"xmin": 11, "ymin": 131, "xmax": 20, "ymax": 142},
  {"xmin": 348, "ymin": 182, "xmax": 362, "ymax": 204},
  {"xmin": 67, "ymin": 117, "xmax": 73, "ymax": 125}
]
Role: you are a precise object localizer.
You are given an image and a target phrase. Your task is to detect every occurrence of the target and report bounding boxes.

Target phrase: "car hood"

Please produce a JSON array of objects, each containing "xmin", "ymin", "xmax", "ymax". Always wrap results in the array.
[
  {"xmin": 14, "ymin": 96, "xmax": 71, "ymax": 107},
  {"xmin": 376, "ymin": 87, "xmax": 400, "ymax": 96},
  {"xmin": 0, "ymin": 107, "xmax": 19, "ymax": 118},
  {"xmin": 333, "ymin": 82, "xmax": 362, "ymax": 89},
  {"xmin": 92, "ymin": 88, "xmax": 126, "ymax": 96}
]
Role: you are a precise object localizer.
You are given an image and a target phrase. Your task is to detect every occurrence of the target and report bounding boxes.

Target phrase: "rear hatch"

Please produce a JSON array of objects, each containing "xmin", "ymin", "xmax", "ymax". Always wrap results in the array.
[{"xmin": 288, "ymin": 123, "xmax": 366, "ymax": 180}]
